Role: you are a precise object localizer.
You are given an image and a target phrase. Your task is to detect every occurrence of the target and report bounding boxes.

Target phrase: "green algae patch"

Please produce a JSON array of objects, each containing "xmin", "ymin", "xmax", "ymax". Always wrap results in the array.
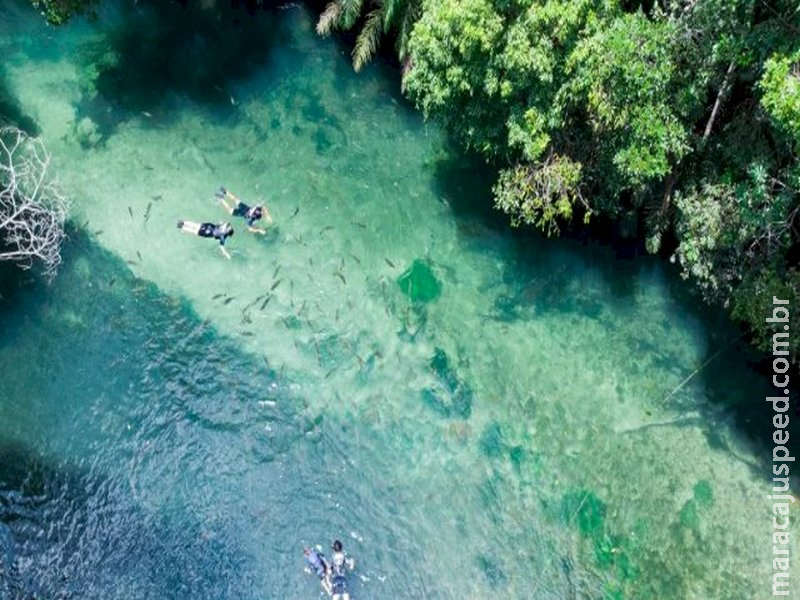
[
  {"xmin": 397, "ymin": 259, "xmax": 441, "ymax": 303},
  {"xmin": 679, "ymin": 500, "xmax": 700, "ymax": 529},
  {"xmin": 693, "ymin": 479, "xmax": 714, "ymax": 507},
  {"xmin": 561, "ymin": 489, "xmax": 606, "ymax": 538}
]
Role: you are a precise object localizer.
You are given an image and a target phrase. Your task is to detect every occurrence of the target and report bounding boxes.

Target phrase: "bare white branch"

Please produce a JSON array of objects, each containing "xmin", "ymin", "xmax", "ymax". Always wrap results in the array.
[{"xmin": 0, "ymin": 127, "xmax": 69, "ymax": 281}]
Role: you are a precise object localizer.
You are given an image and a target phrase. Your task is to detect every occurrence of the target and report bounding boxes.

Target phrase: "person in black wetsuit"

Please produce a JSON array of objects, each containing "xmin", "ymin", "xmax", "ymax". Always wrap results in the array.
[
  {"xmin": 176, "ymin": 219, "xmax": 234, "ymax": 259},
  {"xmin": 216, "ymin": 186, "xmax": 272, "ymax": 235}
]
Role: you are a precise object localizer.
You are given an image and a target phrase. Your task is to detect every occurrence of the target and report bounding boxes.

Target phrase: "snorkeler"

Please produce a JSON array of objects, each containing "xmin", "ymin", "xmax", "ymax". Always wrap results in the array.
[
  {"xmin": 176, "ymin": 220, "xmax": 234, "ymax": 259},
  {"xmin": 303, "ymin": 547, "xmax": 329, "ymax": 579},
  {"xmin": 330, "ymin": 539, "xmax": 355, "ymax": 600},
  {"xmin": 215, "ymin": 186, "xmax": 272, "ymax": 235}
]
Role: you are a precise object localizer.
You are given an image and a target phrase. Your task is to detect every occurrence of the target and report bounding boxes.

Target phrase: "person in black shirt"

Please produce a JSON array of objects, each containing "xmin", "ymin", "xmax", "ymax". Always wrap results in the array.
[
  {"xmin": 177, "ymin": 219, "xmax": 234, "ymax": 259},
  {"xmin": 216, "ymin": 186, "xmax": 272, "ymax": 235}
]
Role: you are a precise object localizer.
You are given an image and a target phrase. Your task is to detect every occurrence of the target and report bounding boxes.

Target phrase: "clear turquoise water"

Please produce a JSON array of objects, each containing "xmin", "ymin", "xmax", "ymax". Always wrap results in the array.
[{"xmin": 0, "ymin": 2, "xmax": 794, "ymax": 598}]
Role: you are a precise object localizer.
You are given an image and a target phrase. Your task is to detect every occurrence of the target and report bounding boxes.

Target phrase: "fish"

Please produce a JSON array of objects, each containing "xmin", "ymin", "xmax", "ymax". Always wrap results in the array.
[
  {"xmin": 351, "ymin": 221, "xmax": 367, "ymax": 229},
  {"xmin": 94, "ymin": 229, "xmax": 104, "ymax": 236},
  {"xmin": 384, "ymin": 258, "xmax": 395, "ymax": 268},
  {"xmin": 296, "ymin": 300, "xmax": 306, "ymax": 316},
  {"xmin": 108, "ymin": 277, "xmax": 116, "ymax": 287},
  {"xmin": 143, "ymin": 202, "xmax": 152, "ymax": 220},
  {"xmin": 290, "ymin": 206, "xmax": 299, "ymax": 218},
  {"xmin": 272, "ymin": 265, "xmax": 281, "ymax": 279},
  {"xmin": 334, "ymin": 272, "xmax": 347, "ymax": 285},
  {"xmin": 324, "ymin": 367, "xmax": 337, "ymax": 379},
  {"xmin": 223, "ymin": 296, "xmax": 236, "ymax": 305},
  {"xmin": 126, "ymin": 260, "xmax": 139, "ymax": 266},
  {"xmin": 136, "ymin": 251, "xmax": 142, "ymax": 261},
  {"xmin": 212, "ymin": 293, "xmax": 224, "ymax": 300},
  {"xmin": 319, "ymin": 225, "xmax": 333, "ymax": 236},
  {"xmin": 270, "ymin": 279, "xmax": 283, "ymax": 291},
  {"xmin": 142, "ymin": 111, "xmax": 153, "ymax": 118},
  {"xmin": 260, "ymin": 295, "xmax": 272, "ymax": 311},
  {"xmin": 240, "ymin": 331, "xmax": 254, "ymax": 337},
  {"xmin": 128, "ymin": 206, "xmax": 133, "ymax": 218},
  {"xmin": 152, "ymin": 194, "xmax": 162, "ymax": 201},
  {"xmin": 349, "ymin": 253, "xmax": 361, "ymax": 265}
]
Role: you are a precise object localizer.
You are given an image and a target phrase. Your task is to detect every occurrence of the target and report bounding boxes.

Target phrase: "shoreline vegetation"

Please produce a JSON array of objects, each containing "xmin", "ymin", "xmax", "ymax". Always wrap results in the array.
[{"xmin": 7, "ymin": 0, "xmax": 800, "ymax": 368}]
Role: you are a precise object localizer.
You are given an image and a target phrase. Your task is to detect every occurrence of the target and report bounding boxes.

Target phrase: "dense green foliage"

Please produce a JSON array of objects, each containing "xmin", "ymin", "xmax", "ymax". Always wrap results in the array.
[
  {"xmin": 354, "ymin": 0, "xmax": 799, "ymax": 360},
  {"xmin": 29, "ymin": 0, "xmax": 98, "ymax": 24}
]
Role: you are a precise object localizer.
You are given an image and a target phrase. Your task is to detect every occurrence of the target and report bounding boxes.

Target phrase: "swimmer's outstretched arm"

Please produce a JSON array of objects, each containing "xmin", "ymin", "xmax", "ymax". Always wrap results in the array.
[
  {"xmin": 262, "ymin": 205, "xmax": 273, "ymax": 224},
  {"xmin": 248, "ymin": 225, "xmax": 267, "ymax": 235},
  {"xmin": 219, "ymin": 244, "xmax": 231, "ymax": 260}
]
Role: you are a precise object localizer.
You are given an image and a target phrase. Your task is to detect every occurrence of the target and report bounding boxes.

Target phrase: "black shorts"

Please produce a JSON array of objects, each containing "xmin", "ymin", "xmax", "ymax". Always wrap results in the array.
[
  {"xmin": 232, "ymin": 201, "xmax": 250, "ymax": 217},
  {"xmin": 197, "ymin": 223, "xmax": 216, "ymax": 238}
]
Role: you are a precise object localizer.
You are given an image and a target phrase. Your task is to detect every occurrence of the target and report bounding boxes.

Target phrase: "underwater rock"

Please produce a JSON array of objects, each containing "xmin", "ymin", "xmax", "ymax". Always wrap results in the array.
[
  {"xmin": 476, "ymin": 554, "xmax": 507, "ymax": 588},
  {"xmin": 419, "ymin": 348, "xmax": 473, "ymax": 419},
  {"xmin": 479, "ymin": 422, "xmax": 505, "ymax": 458},
  {"xmin": 74, "ymin": 116, "xmax": 101, "ymax": 148},
  {"xmin": 397, "ymin": 259, "xmax": 441, "ymax": 303}
]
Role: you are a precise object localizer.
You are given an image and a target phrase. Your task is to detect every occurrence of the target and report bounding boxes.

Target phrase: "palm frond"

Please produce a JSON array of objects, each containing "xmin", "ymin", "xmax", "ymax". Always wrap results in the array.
[
  {"xmin": 316, "ymin": 1, "xmax": 343, "ymax": 36},
  {"xmin": 395, "ymin": 0, "xmax": 420, "ymax": 61},
  {"xmin": 340, "ymin": 0, "xmax": 366, "ymax": 29},
  {"xmin": 382, "ymin": 0, "xmax": 402, "ymax": 30},
  {"xmin": 353, "ymin": 7, "xmax": 384, "ymax": 72}
]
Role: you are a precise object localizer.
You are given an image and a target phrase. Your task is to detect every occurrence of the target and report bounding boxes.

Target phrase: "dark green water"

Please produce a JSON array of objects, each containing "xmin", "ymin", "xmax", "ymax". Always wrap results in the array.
[{"xmin": 0, "ymin": 2, "xmax": 793, "ymax": 598}]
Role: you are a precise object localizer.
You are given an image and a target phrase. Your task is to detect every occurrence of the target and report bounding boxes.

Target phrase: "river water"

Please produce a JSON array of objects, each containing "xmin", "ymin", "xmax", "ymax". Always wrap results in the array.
[{"xmin": 0, "ymin": 2, "xmax": 794, "ymax": 598}]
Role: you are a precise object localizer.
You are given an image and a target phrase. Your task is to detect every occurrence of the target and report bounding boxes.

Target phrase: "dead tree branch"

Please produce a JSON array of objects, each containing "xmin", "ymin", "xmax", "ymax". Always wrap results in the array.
[{"xmin": 0, "ymin": 127, "xmax": 68, "ymax": 281}]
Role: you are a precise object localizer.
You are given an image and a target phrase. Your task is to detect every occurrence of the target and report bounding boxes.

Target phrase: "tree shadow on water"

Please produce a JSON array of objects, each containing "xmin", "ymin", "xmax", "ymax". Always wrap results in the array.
[
  {"xmin": 75, "ymin": 0, "xmax": 288, "ymax": 137},
  {"xmin": 0, "ymin": 66, "xmax": 39, "ymax": 135}
]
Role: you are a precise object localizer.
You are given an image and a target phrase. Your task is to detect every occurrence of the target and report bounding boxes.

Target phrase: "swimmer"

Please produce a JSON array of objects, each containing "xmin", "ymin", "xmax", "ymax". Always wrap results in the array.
[
  {"xmin": 176, "ymin": 220, "xmax": 234, "ymax": 259},
  {"xmin": 303, "ymin": 547, "xmax": 329, "ymax": 580},
  {"xmin": 215, "ymin": 186, "xmax": 272, "ymax": 235},
  {"xmin": 330, "ymin": 539, "xmax": 355, "ymax": 600}
]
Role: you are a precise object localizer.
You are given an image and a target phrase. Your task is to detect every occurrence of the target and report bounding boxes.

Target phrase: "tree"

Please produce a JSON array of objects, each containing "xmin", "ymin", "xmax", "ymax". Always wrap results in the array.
[
  {"xmin": 0, "ymin": 127, "xmax": 69, "ymax": 281},
  {"xmin": 28, "ymin": 0, "xmax": 99, "ymax": 25},
  {"xmin": 316, "ymin": 0, "xmax": 421, "ymax": 72}
]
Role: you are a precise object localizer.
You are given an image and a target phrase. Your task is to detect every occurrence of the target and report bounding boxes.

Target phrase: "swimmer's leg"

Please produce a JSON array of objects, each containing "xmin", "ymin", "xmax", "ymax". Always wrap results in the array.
[{"xmin": 177, "ymin": 220, "xmax": 202, "ymax": 235}]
